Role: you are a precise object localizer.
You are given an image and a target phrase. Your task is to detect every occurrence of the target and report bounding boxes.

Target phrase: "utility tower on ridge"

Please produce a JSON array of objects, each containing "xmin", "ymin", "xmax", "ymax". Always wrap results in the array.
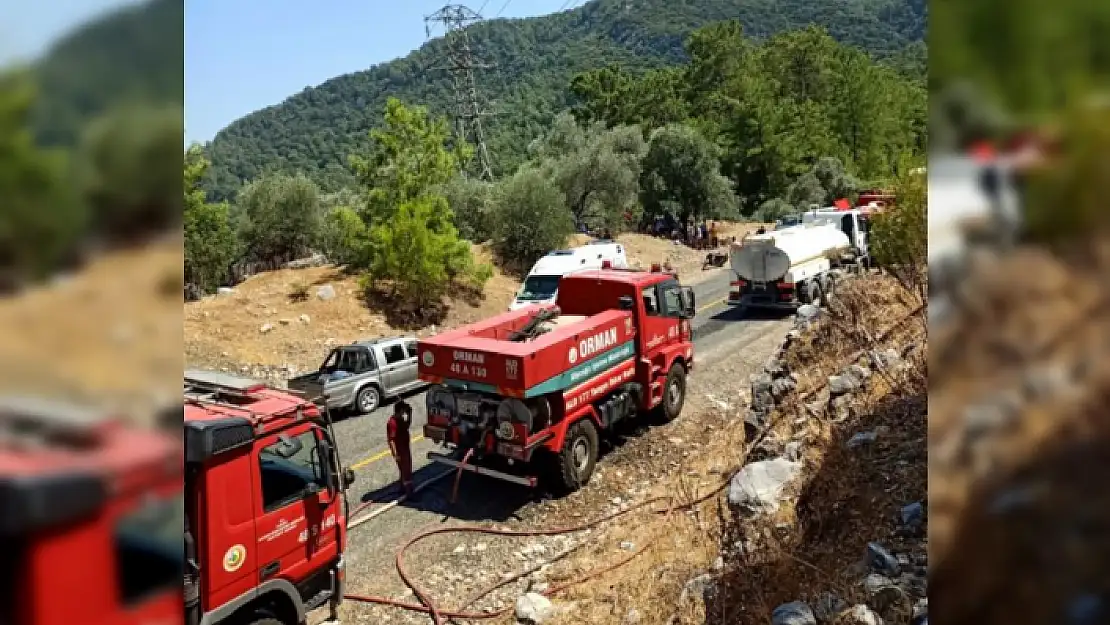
[{"xmin": 424, "ymin": 4, "xmax": 495, "ymax": 181}]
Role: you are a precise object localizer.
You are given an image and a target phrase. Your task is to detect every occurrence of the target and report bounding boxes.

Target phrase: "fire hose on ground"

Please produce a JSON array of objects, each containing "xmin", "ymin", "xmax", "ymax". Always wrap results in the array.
[{"xmin": 342, "ymin": 479, "xmax": 726, "ymax": 624}]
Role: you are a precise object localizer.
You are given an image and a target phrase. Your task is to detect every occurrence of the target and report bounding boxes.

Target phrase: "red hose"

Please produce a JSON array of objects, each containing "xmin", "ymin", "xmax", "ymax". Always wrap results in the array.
[
  {"xmin": 450, "ymin": 448, "xmax": 475, "ymax": 506},
  {"xmin": 342, "ymin": 479, "xmax": 730, "ymax": 623}
]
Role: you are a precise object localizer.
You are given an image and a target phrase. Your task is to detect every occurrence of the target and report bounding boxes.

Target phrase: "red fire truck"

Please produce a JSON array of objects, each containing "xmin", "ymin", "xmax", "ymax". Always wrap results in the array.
[
  {"xmin": 418, "ymin": 267, "xmax": 696, "ymax": 493},
  {"xmin": 0, "ymin": 397, "xmax": 182, "ymax": 625},
  {"xmin": 184, "ymin": 371, "xmax": 354, "ymax": 625}
]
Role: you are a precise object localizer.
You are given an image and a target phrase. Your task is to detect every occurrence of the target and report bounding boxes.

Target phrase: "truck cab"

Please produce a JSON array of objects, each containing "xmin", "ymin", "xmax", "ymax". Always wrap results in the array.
[
  {"xmin": 419, "ymin": 267, "xmax": 695, "ymax": 494},
  {"xmin": 184, "ymin": 371, "xmax": 353, "ymax": 625},
  {"xmin": 801, "ymin": 208, "xmax": 875, "ymax": 261},
  {"xmin": 0, "ymin": 397, "xmax": 182, "ymax": 625}
]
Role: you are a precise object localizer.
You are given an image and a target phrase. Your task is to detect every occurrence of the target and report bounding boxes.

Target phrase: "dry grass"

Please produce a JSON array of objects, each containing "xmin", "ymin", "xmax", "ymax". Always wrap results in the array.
[
  {"xmin": 183, "ymin": 243, "xmax": 519, "ymax": 371},
  {"xmin": 928, "ymin": 242, "xmax": 1110, "ymax": 625},
  {"xmin": 0, "ymin": 237, "xmax": 183, "ymax": 422}
]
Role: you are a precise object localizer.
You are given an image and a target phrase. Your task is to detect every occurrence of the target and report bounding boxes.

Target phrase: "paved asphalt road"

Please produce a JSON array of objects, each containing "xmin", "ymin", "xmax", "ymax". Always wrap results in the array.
[{"xmin": 327, "ymin": 267, "xmax": 771, "ymax": 502}]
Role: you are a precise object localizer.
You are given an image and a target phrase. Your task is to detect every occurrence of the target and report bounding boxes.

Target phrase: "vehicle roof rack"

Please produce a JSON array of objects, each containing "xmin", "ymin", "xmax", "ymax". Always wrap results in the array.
[
  {"xmin": 0, "ymin": 396, "xmax": 106, "ymax": 448},
  {"xmin": 184, "ymin": 370, "xmax": 267, "ymax": 400}
]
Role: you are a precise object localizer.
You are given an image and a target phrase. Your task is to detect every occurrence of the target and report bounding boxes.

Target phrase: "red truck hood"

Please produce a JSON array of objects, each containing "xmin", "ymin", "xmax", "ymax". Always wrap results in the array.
[{"xmin": 417, "ymin": 306, "xmax": 636, "ymax": 397}]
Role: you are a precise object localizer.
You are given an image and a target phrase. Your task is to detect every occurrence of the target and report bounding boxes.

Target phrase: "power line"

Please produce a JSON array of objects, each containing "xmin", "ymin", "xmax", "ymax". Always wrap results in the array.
[
  {"xmin": 424, "ymin": 5, "xmax": 496, "ymax": 181},
  {"xmin": 494, "ymin": 0, "xmax": 512, "ymax": 18}
]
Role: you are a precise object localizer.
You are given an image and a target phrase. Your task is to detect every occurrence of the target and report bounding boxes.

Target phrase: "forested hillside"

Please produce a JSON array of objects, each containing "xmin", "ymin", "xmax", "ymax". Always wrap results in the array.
[
  {"xmin": 200, "ymin": 0, "xmax": 925, "ymax": 201},
  {"xmin": 0, "ymin": 0, "xmax": 182, "ymax": 289},
  {"xmin": 30, "ymin": 0, "xmax": 182, "ymax": 148}
]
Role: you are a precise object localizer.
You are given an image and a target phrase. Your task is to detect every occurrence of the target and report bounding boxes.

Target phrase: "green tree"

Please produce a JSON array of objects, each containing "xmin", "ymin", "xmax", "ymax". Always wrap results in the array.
[
  {"xmin": 639, "ymin": 124, "xmax": 738, "ymax": 228},
  {"xmin": 812, "ymin": 156, "xmax": 860, "ymax": 202},
  {"xmin": 444, "ymin": 176, "xmax": 497, "ymax": 243},
  {"xmin": 490, "ymin": 167, "xmax": 574, "ymax": 275},
  {"xmin": 0, "ymin": 68, "xmax": 85, "ymax": 290},
  {"xmin": 351, "ymin": 97, "xmax": 464, "ymax": 224},
  {"xmin": 870, "ymin": 163, "xmax": 926, "ymax": 303},
  {"xmin": 754, "ymin": 198, "xmax": 795, "ymax": 223},
  {"xmin": 184, "ymin": 145, "xmax": 236, "ymax": 295},
  {"xmin": 569, "ymin": 65, "xmax": 635, "ymax": 127},
  {"xmin": 349, "ymin": 98, "xmax": 486, "ymax": 311},
  {"xmin": 74, "ymin": 104, "xmax": 184, "ymax": 242},
  {"xmin": 533, "ymin": 115, "xmax": 647, "ymax": 231},
  {"xmin": 785, "ymin": 172, "xmax": 826, "ymax": 209},
  {"xmin": 235, "ymin": 172, "xmax": 322, "ymax": 264}
]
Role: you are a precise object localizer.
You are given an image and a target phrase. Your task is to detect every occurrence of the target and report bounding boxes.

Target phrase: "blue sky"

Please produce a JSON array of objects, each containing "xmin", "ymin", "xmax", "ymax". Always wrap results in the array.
[
  {"xmin": 0, "ymin": 0, "xmax": 133, "ymax": 65},
  {"xmin": 186, "ymin": 0, "xmax": 586, "ymax": 145}
]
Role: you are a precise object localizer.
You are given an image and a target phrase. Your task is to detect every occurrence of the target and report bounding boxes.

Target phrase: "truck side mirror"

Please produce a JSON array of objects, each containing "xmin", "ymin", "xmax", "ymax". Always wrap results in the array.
[
  {"xmin": 618, "ymin": 295, "xmax": 635, "ymax": 310},
  {"xmin": 343, "ymin": 467, "xmax": 356, "ymax": 490}
]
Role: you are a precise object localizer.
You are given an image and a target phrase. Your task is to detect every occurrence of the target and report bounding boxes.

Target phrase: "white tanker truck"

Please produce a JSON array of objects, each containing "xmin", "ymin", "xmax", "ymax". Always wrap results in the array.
[{"xmin": 728, "ymin": 208, "xmax": 875, "ymax": 310}]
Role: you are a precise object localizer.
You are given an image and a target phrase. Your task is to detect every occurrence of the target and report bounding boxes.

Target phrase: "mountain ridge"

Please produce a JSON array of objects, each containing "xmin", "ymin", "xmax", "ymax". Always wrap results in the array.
[{"xmin": 201, "ymin": 0, "xmax": 926, "ymax": 201}]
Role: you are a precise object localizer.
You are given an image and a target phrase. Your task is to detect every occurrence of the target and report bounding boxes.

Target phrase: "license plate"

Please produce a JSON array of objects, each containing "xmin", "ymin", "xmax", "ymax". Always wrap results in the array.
[
  {"xmin": 497, "ymin": 443, "xmax": 526, "ymax": 460},
  {"xmin": 457, "ymin": 399, "xmax": 480, "ymax": 416},
  {"xmin": 752, "ymin": 284, "xmax": 765, "ymax": 291}
]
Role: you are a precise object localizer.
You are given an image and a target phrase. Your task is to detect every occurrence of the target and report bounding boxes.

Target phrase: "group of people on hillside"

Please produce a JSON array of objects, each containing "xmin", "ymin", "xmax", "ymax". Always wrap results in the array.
[{"xmin": 645, "ymin": 216, "xmax": 722, "ymax": 249}]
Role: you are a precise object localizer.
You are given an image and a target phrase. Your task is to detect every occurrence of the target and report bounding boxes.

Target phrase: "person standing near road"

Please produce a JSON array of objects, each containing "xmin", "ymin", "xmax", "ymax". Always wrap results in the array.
[{"xmin": 386, "ymin": 400, "xmax": 414, "ymax": 497}]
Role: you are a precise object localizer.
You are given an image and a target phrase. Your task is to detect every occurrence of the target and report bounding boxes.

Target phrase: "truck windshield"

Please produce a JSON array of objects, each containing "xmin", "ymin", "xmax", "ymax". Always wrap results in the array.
[{"xmin": 517, "ymin": 275, "xmax": 561, "ymax": 301}]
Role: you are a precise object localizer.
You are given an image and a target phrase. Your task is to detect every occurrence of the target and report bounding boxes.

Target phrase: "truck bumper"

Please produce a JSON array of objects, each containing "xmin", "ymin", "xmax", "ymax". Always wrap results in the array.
[{"xmin": 427, "ymin": 452, "xmax": 539, "ymax": 487}]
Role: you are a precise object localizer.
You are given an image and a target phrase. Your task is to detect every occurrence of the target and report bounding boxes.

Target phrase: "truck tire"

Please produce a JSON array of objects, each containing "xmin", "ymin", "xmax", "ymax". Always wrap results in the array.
[
  {"xmin": 553, "ymin": 419, "xmax": 599, "ymax": 494},
  {"xmin": 658, "ymin": 363, "xmax": 687, "ymax": 423},
  {"xmin": 355, "ymin": 385, "xmax": 381, "ymax": 414},
  {"xmin": 247, "ymin": 619, "xmax": 283, "ymax": 625},
  {"xmin": 805, "ymin": 281, "xmax": 822, "ymax": 306}
]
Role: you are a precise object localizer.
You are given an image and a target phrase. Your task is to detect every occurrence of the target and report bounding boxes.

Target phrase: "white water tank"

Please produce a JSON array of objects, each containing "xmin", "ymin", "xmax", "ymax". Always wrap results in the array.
[{"xmin": 730, "ymin": 224, "xmax": 850, "ymax": 282}]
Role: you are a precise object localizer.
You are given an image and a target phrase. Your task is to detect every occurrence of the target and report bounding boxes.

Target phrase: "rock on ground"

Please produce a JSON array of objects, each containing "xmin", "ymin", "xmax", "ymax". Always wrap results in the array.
[
  {"xmin": 316, "ymin": 284, "xmax": 336, "ymax": 300},
  {"xmin": 772, "ymin": 600, "xmax": 817, "ymax": 625},
  {"xmin": 728, "ymin": 457, "xmax": 802, "ymax": 513},
  {"xmin": 515, "ymin": 592, "xmax": 553, "ymax": 624},
  {"xmin": 843, "ymin": 604, "xmax": 884, "ymax": 625}
]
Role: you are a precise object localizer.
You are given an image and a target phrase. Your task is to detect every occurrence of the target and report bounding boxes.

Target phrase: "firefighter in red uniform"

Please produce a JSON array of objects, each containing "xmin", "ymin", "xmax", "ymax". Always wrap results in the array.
[{"xmin": 387, "ymin": 400, "xmax": 415, "ymax": 497}]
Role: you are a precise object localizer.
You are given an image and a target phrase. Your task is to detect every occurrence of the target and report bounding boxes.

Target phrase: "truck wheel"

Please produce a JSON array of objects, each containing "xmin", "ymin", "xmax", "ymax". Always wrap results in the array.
[
  {"xmin": 246, "ymin": 616, "xmax": 283, "ymax": 625},
  {"xmin": 553, "ymin": 419, "xmax": 599, "ymax": 493},
  {"xmin": 355, "ymin": 385, "xmax": 381, "ymax": 414},
  {"xmin": 659, "ymin": 364, "xmax": 687, "ymax": 422},
  {"xmin": 806, "ymin": 281, "xmax": 822, "ymax": 306}
]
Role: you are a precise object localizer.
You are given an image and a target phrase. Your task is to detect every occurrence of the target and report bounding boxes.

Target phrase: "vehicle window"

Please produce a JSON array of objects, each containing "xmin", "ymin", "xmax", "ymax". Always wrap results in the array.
[
  {"xmin": 661, "ymin": 285, "xmax": 683, "ymax": 317},
  {"xmin": 353, "ymin": 349, "xmax": 376, "ymax": 373},
  {"xmin": 321, "ymin": 349, "xmax": 339, "ymax": 370},
  {"xmin": 336, "ymin": 349, "xmax": 360, "ymax": 372},
  {"xmin": 114, "ymin": 493, "xmax": 185, "ymax": 606},
  {"xmin": 405, "ymin": 340, "xmax": 418, "ymax": 358},
  {"xmin": 383, "ymin": 343, "xmax": 407, "ymax": 365},
  {"xmin": 641, "ymin": 287, "xmax": 661, "ymax": 316},
  {"xmin": 259, "ymin": 430, "xmax": 327, "ymax": 512},
  {"xmin": 518, "ymin": 275, "xmax": 561, "ymax": 301}
]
